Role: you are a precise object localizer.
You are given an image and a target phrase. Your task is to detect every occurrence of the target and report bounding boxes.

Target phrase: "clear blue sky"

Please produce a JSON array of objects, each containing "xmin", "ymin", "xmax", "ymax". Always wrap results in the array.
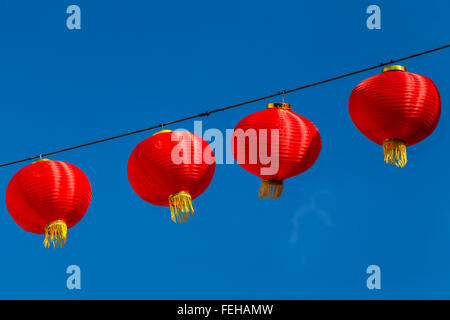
[{"xmin": 0, "ymin": 0, "xmax": 448, "ymax": 299}]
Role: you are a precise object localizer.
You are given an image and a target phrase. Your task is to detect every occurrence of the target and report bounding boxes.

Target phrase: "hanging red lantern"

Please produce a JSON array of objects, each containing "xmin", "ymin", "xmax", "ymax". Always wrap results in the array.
[
  {"xmin": 349, "ymin": 65, "xmax": 441, "ymax": 167},
  {"xmin": 6, "ymin": 159, "xmax": 92, "ymax": 248},
  {"xmin": 231, "ymin": 102, "xmax": 322, "ymax": 199},
  {"xmin": 127, "ymin": 130, "xmax": 215, "ymax": 223}
]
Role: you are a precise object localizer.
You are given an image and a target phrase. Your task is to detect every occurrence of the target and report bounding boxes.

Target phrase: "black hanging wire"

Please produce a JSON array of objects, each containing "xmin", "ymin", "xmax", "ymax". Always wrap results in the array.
[{"xmin": 0, "ymin": 44, "xmax": 448, "ymax": 168}]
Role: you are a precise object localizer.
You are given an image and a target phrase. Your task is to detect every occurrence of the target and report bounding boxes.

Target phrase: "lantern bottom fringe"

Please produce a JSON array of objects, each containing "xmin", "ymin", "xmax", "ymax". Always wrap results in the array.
[
  {"xmin": 258, "ymin": 179, "xmax": 284, "ymax": 199},
  {"xmin": 169, "ymin": 191, "xmax": 195, "ymax": 223},
  {"xmin": 383, "ymin": 139, "xmax": 407, "ymax": 168},
  {"xmin": 44, "ymin": 220, "xmax": 67, "ymax": 248}
]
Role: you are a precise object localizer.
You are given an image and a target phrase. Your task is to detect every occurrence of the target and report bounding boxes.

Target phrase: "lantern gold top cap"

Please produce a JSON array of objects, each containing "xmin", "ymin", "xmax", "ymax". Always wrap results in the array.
[
  {"xmin": 152, "ymin": 129, "xmax": 173, "ymax": 136},
  {"xmin": 267, "ymin": 102, "xmax": 292, "ymax": 110},
  {"xmin": 382, "ymin": 65, "xmax": 407, "ymax": 73},
  {"xmin": 32, "ymin": 158, "xmax": 50, "ymax": 164}
]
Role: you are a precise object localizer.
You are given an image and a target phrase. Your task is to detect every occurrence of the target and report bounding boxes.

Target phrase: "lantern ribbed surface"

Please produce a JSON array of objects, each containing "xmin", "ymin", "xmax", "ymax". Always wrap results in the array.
[
  {"xmin": 349, "ymin": 67, "xmax": 441, "ymax": 167},
  {"xmin": 231, "ymin": 103, "xmax": 321, "ymax": 199},
  {"xmin": 127, "ymin": 130, "xmax": 215, "ymax": 223},
  {"xmin": 6, "ymin": 159, "xmax": 92, "ymax": 247}
]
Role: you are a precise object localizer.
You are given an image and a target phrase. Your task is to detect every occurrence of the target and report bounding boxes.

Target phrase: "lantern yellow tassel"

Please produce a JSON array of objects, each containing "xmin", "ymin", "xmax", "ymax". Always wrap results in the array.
[
  {"xmin": 383, "ymin": 139, "xmax": 408, "ymax": 168},
  {"xmin": 169, "ymin": 191, "xmax": 195, "ymax": 223},
  {"xmin": 383, "ymin": 139, "xmax": 407, "ymax": 168},
  {"xmin": 44, "ymin": 220, "xmax": 67, "ymax": 248},
  {"xmin": 258, "ymin": 179, "xmax": 284, "ymax": 199}
]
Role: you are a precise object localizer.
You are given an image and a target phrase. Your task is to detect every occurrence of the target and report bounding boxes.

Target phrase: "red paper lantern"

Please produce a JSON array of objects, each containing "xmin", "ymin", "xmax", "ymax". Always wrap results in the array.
[
  {"xmin": 349, "ymin": 65, "xmax": 441, "ymax": 167},
  {"xmin": 231, "ymin": 102, "xmax": 321, "ymax": 199},
  {"xmin": 6, "ymin": 159, "xmax": 92, "ymax": 248},
  {"xmin": 128, "ymin": 130, "xmax": 215, "ymax": 223}
]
